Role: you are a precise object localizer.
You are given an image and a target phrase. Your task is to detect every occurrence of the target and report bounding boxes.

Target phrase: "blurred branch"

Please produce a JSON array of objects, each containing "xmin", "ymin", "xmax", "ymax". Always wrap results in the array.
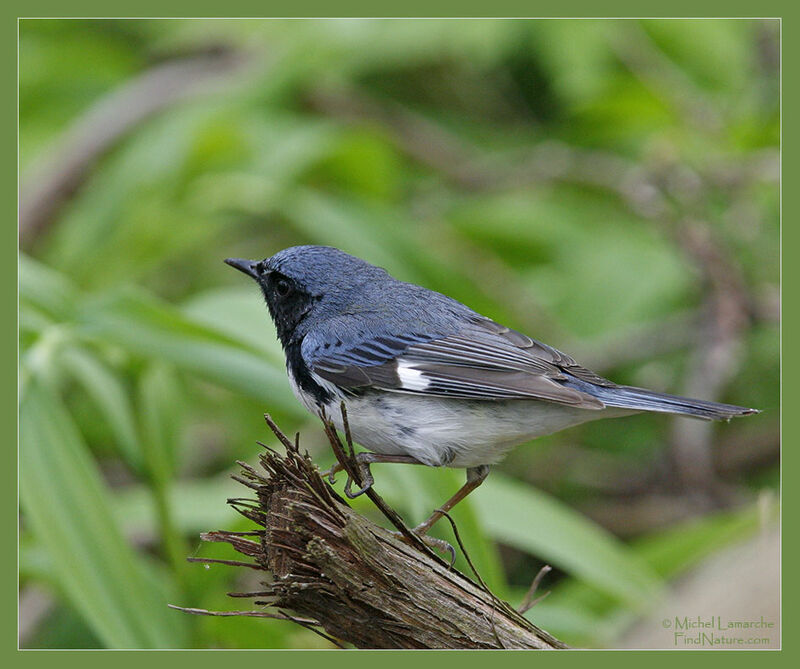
[
  {"xmin": 607, "ymin": 22, "xmax": 723, "ymax": 132},
  {"xmin": 304, "ymin": 84, "xmax": 777, "ymax": 198},
  {"xmin": 176, "ymin": 416, "xmax": 566, "ymax": 649},
  {"xmin": 714, "ymin": 426, "xmax": 780, "ymax": 476},
  {"xmin": 571, "ymin": 310, "xmax": 700, "ymax": 371},
  {"xmin": 561, "ymin": 293, "xmax": 775, "ymax": 374},
  {"xmin": 582, "ymin": 493, "xmax": 729, "ymax": 538},
  {"xmin": 19, "ymin": 47, "xmax": 251, "ymax": 250},
  {"xmin": 304, "ymin": 86, "xmax": 480, "ymax": 187},
  {"xmin": 579, "ymin": 430, "xmax": 777, "ymax": 536},
  {"xmin": 665, "ymin": 220, "xmax": 751, "ymax": 495}
]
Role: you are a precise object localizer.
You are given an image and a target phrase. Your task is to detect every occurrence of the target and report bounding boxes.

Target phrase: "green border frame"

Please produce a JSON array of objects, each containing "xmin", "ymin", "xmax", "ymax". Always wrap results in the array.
[{"xmin": 8, "ymin": 3, "xmax": 791, "ymax": 667}]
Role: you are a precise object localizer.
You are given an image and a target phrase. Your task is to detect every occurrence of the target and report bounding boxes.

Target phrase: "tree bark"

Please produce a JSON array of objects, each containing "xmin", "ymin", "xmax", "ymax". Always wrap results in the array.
[{"xmin": 180, "ymin": 416, "xmax": 566, "ymax": 649}]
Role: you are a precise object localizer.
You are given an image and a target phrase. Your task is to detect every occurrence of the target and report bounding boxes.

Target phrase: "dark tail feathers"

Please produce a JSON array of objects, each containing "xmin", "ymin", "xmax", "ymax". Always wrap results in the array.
[{"xmin": 564, "ymin": 378, "xmax": 758, "ymax": 421}]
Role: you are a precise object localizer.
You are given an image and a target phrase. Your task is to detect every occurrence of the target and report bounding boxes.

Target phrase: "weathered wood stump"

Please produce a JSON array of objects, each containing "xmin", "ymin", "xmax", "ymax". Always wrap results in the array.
[{"xmin": 176, "ymin": 415, "xmax": 566, "ymax": 649}]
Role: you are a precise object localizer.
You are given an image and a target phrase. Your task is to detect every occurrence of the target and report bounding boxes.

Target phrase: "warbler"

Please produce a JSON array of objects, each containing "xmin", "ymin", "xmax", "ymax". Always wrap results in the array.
[{"xmin": 226, "ymin": 246, "xmax": 756, "ymax": 541}]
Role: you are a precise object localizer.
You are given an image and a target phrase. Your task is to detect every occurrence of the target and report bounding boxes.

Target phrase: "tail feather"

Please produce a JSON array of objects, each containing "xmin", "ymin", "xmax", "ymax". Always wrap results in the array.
[{"xmin": 564, "ymin": 377, "xmax": 759, "ymax": 421}]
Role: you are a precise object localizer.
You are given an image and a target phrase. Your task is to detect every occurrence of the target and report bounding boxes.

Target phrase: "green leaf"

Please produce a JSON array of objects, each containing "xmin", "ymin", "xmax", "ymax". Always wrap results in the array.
[
  {"xmin": 474, "ymin": 473, "xmax": 664, "ymax": 608},
  {"xmin": 58, "ymin": 346, "xmax": 143, "ymax": 471},
  {"xmin": 633, "ymin": 500, "xmax": 776, "ymax": 579},
  {"xmin": 77, "ymin": 287, "xmax": 300, "ymax": 414},
  {"xmin": 20, "ymin": 380, "xmax": 189, "ymax": 648},
  {"xmin": 182, "ymin": 287, "xmax": 285, "ymax": 365},
  {"xmin": 138, "ymin": 363, "xmax": 183, "ymax": 483},
  {"xmin": 136, "ymin": 363, "xmax": 194, "ymax": 587},
  {"xmin": 517, "ymin": 600, "xmax": 610, "ymax": 647},
  {"xmin": 536, "ymin": 501, "xmax": 777, "ymax": 646},
  {"xmin": 20, "ymin": 303, "xmax": 54, "ymax": 337},
  {"xmin": 20, "ymin": 253, "xmax": 80, "ymax": 320},
  {"xmin": 111, "ymin": 476, "xmax": 243, "ymax": 542}
]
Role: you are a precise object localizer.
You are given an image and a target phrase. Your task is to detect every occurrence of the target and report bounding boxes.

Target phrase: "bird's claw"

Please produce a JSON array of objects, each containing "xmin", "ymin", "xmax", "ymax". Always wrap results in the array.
[
  {"xmin": 390, "ymin": 530, "xmax": 457, "ymax": 566},
  {"xmin": 323, "ymin": 454, "xmax": 376, "ymax": 497},
  {"xmin": 322, "ymin": 462, "xmax": 344, "ymax": 485},
  {"xmin": 344, "ymin": 463, "xmax": 374, "ymax": 498},
  {"xmin": 323, "ymin": 454, "xmax": 456, "ymax": 563}
]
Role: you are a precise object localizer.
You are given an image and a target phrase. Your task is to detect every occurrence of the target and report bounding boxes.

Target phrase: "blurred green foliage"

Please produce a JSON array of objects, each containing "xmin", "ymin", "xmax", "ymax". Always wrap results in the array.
[{"xmin": 19, "ymin": 18, "xmax": 779, "ymax": 648}]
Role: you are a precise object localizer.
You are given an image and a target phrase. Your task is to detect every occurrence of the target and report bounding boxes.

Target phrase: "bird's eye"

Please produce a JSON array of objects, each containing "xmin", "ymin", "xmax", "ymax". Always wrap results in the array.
[{"xmin": 275, "ymin": 278, "xmax": 292, "ymax": 297}]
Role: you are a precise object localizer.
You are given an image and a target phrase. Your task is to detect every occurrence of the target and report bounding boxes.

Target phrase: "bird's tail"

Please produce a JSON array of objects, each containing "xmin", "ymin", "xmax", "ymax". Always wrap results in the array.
[{"xmin": 564, "ymin": 377, "xmax": 758, "ymax": 421}]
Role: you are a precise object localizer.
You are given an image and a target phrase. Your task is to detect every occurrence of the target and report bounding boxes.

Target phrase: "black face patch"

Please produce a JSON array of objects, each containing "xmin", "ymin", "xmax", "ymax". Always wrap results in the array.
[
  {"xmin": 285, "ymin": 340, "xmax": 333, "ymax": 406},
  {"xmin": 261, "ymin": 272, "xmax": 315, "ymax": 347}
]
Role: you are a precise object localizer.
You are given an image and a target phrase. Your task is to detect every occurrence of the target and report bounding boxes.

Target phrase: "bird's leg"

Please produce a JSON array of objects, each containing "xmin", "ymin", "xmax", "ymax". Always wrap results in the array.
[
  {"xmin": 324, "ymin": 451, "xmax": 490, "ymax": 562},
  {"xmin": 322, "ymin": 452, "xmax": 459, "ymax": 559},
  {"xmin": 412, "ymin": 465, "xmax": 490, "ymax": 536},
  {"xmin": 389, "ymin": 465, "xmax": 490, "ymax": 564},
  {"xmin": 324, "ymin": 452, "xmax": 423, "ymax": 482},
  {"xmin": 323, "ymin": 453, "xmax": 424, "ymax": 497}
]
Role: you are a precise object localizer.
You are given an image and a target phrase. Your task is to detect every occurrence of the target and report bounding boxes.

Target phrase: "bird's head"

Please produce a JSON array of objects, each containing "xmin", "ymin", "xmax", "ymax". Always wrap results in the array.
[{"xmin": 225, "ymin": 245, "xmax": 390, "ymax": 346}]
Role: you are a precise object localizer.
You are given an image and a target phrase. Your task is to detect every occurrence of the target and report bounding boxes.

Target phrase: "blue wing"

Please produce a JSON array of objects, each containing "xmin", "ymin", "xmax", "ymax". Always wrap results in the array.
[{"xmin": 304, "ymin": 317, "xmax": 607, "ymax": 409}]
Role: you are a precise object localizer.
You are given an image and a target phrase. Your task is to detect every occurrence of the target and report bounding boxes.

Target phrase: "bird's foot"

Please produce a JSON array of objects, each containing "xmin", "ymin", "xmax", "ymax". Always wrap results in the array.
[
  {"xmin": 321, "ymin": 455, "xmax": 456, "ymax": 562},
  {"xmin": 321, "ymin": 461, "xmax": 344, "ymax": 485},
  {"xmin": 321, "ymin": 454, "xmax": 375, "ymax": 498},
  {"xmin": 344, "ymin": 466, "xmax": 374, "ymax": 499},
  {"xmin": 389, "ymin": 527, "xmax": 457, "ymax": 566}
]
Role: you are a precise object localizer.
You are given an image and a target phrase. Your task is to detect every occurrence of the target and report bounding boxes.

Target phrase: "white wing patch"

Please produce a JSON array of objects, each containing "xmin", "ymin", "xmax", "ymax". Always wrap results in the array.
[{"xmin": 396, "ymin": 360, "xmax": 429, "ymax": 391}]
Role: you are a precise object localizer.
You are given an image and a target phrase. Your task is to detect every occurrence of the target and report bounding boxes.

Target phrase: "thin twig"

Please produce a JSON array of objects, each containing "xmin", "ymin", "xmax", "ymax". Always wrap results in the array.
[
  {"xmin": 186, "ymin": 557, "xmax": 263, "ymax": 570},
  {"xmin": 264, "ymin": 414, "xmax": 297, "ymax": 451},
  {"xmin": 518, "ymin": 565, "xmax": 553, "ymax": 614},
  {"xmin": 168, "ymin": 604, "xmax": 316, "ymax": 624},
  {"xmin": 435, "ymin": 508, "xmax": 489, "ymax": 593},
  {"xmin": 277, "ymin": 609, "xmax": 346, "ymax": 649}
]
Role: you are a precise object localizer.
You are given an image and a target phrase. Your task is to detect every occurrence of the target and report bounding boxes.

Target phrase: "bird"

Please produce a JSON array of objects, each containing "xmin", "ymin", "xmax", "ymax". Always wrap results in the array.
[{"xmin": 225, "ymin": 245, "xmax": 757, "ymax": 548}]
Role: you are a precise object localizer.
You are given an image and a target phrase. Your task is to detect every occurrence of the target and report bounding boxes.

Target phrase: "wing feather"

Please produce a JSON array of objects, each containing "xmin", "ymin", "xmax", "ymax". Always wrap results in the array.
[{"xmin": 307, "ymin": 317, "xmax": 608, "ymax": 409}]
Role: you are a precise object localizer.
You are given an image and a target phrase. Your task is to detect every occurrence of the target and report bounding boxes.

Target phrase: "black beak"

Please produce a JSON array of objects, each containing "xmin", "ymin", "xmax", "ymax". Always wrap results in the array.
[{"xmin": 224, "ymin": 258, "xmax": 260, "ymax": 280}]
